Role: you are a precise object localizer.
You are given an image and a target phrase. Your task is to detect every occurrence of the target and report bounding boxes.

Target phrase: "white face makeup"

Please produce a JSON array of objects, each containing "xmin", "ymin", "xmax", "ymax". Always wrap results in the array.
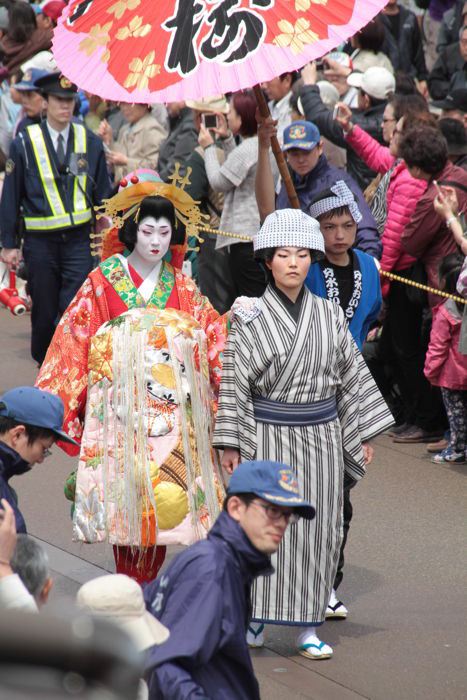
[{"xmin": 134, "ymin": 216, "xmax": 172, "ymax": 264}]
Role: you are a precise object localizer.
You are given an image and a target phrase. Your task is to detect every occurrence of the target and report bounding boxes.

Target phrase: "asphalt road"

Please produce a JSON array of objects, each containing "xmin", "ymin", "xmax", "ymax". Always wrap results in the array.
[{"xmin": 1, "ymin": 310, "xmax": 465, "ymax": 700}]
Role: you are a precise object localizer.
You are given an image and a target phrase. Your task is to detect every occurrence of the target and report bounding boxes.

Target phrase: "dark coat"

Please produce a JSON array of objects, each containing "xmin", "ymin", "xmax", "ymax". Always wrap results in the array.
[
  {"xmin": 428, "ymin": 42, "xmax": 467, "ymax": 99},
  {"xmin": 144, "ymin": 511, "xmax": 272, "ymax": 699},
  {"xmin": 0, "ymin": 442, "xmax": 30, "ymax": 534},
  {"xmin": 402, "ymin": 161, "xmax": 467, "ymax": 305},
  {"xmin": 380, "ymin": 6, "xmax": 428, "ymax": 80},
  {"xmin": 157, "ymin": 107, "xmax": 198, "ymax": 183},
  {"xmin": 299, "ymin": 84, "xmax": 386, "ymax": 190},
  {"xmin": 276, "ymin": 153, "xmax": 382, "ymax": 259}
]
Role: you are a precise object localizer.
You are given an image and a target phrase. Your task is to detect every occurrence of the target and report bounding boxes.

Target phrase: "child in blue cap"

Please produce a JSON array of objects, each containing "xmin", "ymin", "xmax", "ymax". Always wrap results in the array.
[{"xmin": 0, "ymin": 386, "xmax": 77, "ymax": 533}]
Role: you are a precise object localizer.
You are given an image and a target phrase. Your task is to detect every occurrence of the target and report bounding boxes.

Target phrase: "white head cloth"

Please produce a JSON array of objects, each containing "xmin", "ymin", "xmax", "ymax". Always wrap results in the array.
[
  {"xmin": 254, "ymin": 209, "xmax": 325, "ymax": 256},
  {"xmin": 308, "ymin": 180, "xmax": 362, "ymax": 223}
]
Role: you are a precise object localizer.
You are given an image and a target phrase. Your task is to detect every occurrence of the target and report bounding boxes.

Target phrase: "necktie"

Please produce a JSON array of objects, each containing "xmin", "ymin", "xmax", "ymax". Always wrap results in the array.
[{"xmin": 56, "ymin": 133, "xmax": 65, "ymax": 167}]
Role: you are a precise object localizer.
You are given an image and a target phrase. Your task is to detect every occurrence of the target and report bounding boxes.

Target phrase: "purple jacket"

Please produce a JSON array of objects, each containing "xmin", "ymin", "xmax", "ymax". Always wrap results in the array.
[{"xmin": 276, "ymin": 154, "xmax": 382, "ymax": 259}]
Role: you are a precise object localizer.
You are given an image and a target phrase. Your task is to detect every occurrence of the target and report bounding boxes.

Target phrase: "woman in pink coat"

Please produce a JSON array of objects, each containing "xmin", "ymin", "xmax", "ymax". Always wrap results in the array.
[{"xmin": 425, "ymin": 254, "xmax": 467, "ymax": 464}]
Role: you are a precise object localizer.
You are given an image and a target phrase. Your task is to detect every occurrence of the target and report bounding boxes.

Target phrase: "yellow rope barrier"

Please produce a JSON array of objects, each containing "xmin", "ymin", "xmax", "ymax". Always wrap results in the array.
[{"xmin": 195, "ymin": 225, "xmax": 467, "ymax": 306}]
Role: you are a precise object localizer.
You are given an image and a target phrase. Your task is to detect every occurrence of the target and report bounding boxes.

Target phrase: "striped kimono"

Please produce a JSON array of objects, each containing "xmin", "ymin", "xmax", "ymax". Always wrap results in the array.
[{"xmin": 213, "ymin": 285, "xmax": 393, "ymax": 625}]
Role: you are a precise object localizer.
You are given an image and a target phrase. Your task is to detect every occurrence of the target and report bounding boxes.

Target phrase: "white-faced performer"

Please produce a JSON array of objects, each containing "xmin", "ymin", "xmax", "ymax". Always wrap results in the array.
[{"xmin": 213, "ymin": 209, "xmax": 393, "ymax": 660}]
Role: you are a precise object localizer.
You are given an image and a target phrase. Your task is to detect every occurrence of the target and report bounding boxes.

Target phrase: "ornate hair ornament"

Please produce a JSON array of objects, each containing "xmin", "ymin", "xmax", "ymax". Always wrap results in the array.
[
  {"xmin": 308, "ymin": 180, "xmax": 362, "ymax": 223},
  {"xmin": 94, "ymin": 163, "xmax": 207, "ymax": 239}
]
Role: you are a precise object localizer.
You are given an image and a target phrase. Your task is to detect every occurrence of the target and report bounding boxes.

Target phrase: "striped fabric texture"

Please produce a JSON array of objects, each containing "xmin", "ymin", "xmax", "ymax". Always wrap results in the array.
[{"xmin": 213, "ymin": 285, "xmax": 393, "ymax": 625}]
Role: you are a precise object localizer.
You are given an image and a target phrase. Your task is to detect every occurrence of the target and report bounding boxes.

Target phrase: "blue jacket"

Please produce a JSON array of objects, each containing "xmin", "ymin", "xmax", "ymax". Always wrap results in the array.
[
  {"xmin": 144, "ymin": 511, "xmax": 273, "ymax": 699},
  {"xmin": 276, "ymin": 154, "xmax": 382, "ymax": 259},
  {"xmin": 306, "ymin": 249, "xmax": 382, "ymax": 349},
  {"xmin": 0, "ymin": 120, "xmax": 111, "ymax": 248},
  {"xmin": 0, "ymin": 441, "xmax": 30, "ymax": 534}
]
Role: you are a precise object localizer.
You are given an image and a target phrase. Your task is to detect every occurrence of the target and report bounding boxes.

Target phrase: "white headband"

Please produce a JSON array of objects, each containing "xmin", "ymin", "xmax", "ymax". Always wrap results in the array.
[
  {"xmin": 254, "ymin": 209, "xmax": 325, "ymax": 255},
  {"xmin": 308, "ymin": 181, "xmax": 362, "ymax": 223}
]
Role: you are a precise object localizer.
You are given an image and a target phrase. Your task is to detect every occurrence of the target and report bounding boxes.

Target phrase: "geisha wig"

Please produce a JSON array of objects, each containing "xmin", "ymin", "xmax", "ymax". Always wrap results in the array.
[{"xmin": 119, "ymin": 196, "xmax": 186, "ymax": 251}]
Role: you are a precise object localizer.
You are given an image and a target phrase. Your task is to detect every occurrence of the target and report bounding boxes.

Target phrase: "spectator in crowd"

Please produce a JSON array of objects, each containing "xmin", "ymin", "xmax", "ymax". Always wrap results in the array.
[
  {"xmin": 11, "ymin": 67, "xmax": 47, "ymax": 135},
  {"xmin": 300, "ymin": 64, "xmax": 395, "ymax": 189},
  {"xmin": 0, "ymin": 499, "xmax": 38, "ymax": 612},
  {"xmin": 0, "ymin": 2, "xmax": 52, "ymax": 76},
  {"xmin": 432, "ymin": 87, "xmax": 467, "ymax": 124},
  {"xmin": 386, "ymin": 124, "xmax": 467, "ymax": 443},
  {"xmin": 33, "ymin": 0, "xmax": 65, "ymax": 30},
  {"xmin": 349, "ymin": 17, "xmax": 395, "ymax": 74},
  {"xmin": 424, "ymin": 253, "xmax": 467, "ymax": 463},
  {"xmin": 436, "ymin": 0, "xmax": 467, "ymax": 52},
  {"xmin": 157, "ymin": 100, "xmax": 198, "ymax": 182},
  {"xmin": 434, "ymin": 182, "xmax": 467, "ymax": 254},
  {"xmin": 428, "ymin": 25, "xmax": 467, "ymax": 98},
  {"xmin": 400, "ymin": 125, "xmax": 467, "ymax": 301},
  {"xmin": 199, "ymin": 90, "xmax": 269, "ymax": 305},
  {"xmin": 439, "ymin": 117, "xmax": 467, "ymax": 167},
  {"xmin": 0, "ymin": 387, "xmax": 77, "ymax": 534},
  {"xmin": 256, "ymin": 118, "xmax": 382, "ymax": 258},
  {"xmin": 83, "ymin": 92, "xmax": 106, "ymax": 133},
  {"xmin": 144, "ymin": 459, "xmax": 315, "ymax": 696},
  {"xmin": 261, "ymin": 71, "xmax": 297, "ymax": 141},
  {"xmin": 422, "ymin": 0, "xmax": 457, "ymax": 72},
  {"xmin": 98, "ymin": 103, "xmax": 167, "ymax": 186},
  {"xmin": 184, "ymin": 95, "xmax": 234, "ymax": 313},
  {"xmin": 103, "ymin": 100, "xmax": 127, "ymax": 141},
  {"xmin": 0, "ymin": 5, "xmax": 8, "ymax": 43},
  {"xmin": 319, "ymin": 52, "xmax": 358, "ymax": 106},
  {"xmin": 380, "ymin": 0, "xmax": 429, "ymax": 95},
  {"xmin": 10, "ymin": 534, "xmax": 52, "ymax": 607}
]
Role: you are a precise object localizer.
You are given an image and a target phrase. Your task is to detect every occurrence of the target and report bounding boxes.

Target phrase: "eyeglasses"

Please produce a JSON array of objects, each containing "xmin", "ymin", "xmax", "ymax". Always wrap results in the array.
[{"xmin": 251, "ymin": 501, "xmax": 300, "ymax": 525}]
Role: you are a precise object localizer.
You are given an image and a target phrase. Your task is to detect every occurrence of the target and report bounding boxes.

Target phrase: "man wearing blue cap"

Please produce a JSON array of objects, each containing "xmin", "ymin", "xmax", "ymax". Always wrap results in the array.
[
  {"xmin": 144, "ymin": 460, "xmax": 315, "ymax": 700},
  {"xmin": 0, "ymin": 386, "xmax": 78, "ymax": 534},
  {"xmin": 256, "ymin": 118, "xmax": 381, "ymax": 259}
]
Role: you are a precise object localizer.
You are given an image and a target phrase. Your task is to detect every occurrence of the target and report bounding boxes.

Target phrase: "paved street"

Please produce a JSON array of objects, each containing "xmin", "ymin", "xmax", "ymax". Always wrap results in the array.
[{"xmin": 1, "ymin": 310, "xmax": 465, "ymax": 700}]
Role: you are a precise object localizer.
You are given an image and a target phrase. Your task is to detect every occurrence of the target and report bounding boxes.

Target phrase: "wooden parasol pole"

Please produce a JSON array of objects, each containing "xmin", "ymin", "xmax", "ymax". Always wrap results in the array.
[{"xmin": 253, "ymin": 84, "xmax": 301, "ymax": 210}]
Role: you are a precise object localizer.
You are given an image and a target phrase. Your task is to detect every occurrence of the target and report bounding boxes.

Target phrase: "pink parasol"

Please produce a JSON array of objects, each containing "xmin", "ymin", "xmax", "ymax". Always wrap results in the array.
[
  {"xmin": 53, "ymin": 0, "xmax": 390, "ymax": 208},
  {"xmin": 53, "ymin": 0, "xmax": 389, "ymax": 103}
]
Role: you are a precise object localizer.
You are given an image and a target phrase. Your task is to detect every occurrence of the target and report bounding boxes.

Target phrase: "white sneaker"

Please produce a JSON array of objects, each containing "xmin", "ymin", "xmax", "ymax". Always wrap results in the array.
[
  {"xmin": 325, "ymin": 599, "xmax": 348, "ymax": 619},
  {"xmin": 247, "ymin": 623, "xmax": 264, "ymax": 648},
  {"xmin": 297, "ymin": 630, "xmax": 333, "ymax": 660}
]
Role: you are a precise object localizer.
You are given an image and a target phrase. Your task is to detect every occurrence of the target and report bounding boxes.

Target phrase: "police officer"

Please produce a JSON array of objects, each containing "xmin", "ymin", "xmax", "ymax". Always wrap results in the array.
[{"xmin": 0, "ymin": 72, "xmax": 111, "ymax": 364}]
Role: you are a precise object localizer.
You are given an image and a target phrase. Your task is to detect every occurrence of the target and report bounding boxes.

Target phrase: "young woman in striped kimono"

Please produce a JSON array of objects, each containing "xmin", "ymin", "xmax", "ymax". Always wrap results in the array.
[{"xmin": 213, "ymin": 209, "xmax": 393, "ymax": 660}]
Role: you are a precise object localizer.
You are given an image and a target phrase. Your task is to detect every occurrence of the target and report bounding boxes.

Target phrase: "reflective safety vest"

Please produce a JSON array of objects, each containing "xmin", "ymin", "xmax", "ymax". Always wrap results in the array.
[{"xmin": 23, "ymin": 124, "xmax": 92, "ymax": 232}]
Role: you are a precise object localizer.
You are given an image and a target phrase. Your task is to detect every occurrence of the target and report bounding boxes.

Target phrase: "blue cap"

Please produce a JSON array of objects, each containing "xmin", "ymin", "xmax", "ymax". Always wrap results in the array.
[
  {"xmin": 283, "ymin": 120, "xmax": 320, "ymax": 152},
  {"xmin": 0, "ymin": 387, "xmax": 79, "ymax": 445},
  {"xmin": 15, "ymin": 68, "xmax": 49, "ymax": 92},
  {"xmin": 227, "ymin": 460, "xmax": 315, "ymax": 520}
]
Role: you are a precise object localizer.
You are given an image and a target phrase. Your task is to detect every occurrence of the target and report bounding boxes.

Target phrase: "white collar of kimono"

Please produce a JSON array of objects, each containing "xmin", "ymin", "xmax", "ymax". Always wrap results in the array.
[{"xmin": 117, "ymin": 254, "xmax": 162, "ymax": 302}]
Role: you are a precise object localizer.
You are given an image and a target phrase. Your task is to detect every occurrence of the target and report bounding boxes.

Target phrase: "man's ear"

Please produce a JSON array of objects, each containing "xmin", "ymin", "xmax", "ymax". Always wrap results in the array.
[
  {"xmin": 226, "ymin": 495, "xmax": 245, "ymax": 523},
  {"xmin": 39, "ymin": 577, "xmax": 53, "ymax": 606}
]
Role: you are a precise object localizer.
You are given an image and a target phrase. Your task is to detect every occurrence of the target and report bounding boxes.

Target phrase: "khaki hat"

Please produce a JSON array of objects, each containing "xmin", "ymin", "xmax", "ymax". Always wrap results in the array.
[
  {"xmin": 76, "ymin": 574, "xmax": 169, "ymax": 651},
  {"xmin": 186, "ymin": 95, "xmax": 229, "ymax": 113}
]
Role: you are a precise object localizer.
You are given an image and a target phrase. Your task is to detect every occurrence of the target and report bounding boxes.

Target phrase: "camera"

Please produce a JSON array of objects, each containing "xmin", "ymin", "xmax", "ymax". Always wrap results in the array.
[{"xmin": 202, "ymin": 113, "xmax": 218, "ymax": 130}]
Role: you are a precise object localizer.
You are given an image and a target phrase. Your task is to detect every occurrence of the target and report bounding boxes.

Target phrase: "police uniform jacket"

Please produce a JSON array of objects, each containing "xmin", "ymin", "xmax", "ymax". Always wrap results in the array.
[{"xmin": 0, "ymin": 120, "xmax": 111, "ymax": 249}]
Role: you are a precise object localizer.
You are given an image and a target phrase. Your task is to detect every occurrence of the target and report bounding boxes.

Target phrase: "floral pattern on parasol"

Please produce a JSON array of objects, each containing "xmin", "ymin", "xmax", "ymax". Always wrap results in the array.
[{"xmin": 53, "ymin": 0, "xmax": 389, "ymax": 101}]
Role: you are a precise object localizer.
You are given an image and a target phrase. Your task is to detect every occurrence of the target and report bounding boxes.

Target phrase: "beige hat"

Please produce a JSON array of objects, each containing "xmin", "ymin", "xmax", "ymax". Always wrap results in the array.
[
  {"xmin": 21, "ymin": 50, "xmax": 58, "ymax": 74},
  {"xmin": 186, "ymin": 95, "xmax": 229, "ymax": 113},
  {"xmin": 76, "ymin": 574, "xmax": 169, "ymax": 652}
]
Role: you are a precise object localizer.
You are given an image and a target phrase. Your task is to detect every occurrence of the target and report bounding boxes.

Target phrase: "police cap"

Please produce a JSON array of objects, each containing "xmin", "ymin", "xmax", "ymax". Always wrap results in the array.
[{"xmin": 34, "ymin": 71, "xmax": 78, "ymax": 97}]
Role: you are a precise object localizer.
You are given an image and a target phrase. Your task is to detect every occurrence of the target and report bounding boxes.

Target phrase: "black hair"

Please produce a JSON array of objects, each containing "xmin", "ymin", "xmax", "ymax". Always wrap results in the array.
[
  {"xmin": 118, "ymin": 195, "xmax": 185, "ymax": 251},
  {"xmin": 399, "ymin": 125, "xmax": 448, "ymax": 174},
  {"xmin": 309, "ymin": 187, "xmax": 356, "ymax": 221},
  {"xmin": 360, "ymin": 90, "xmax": 388, "ymax": 108},
  {"xmin": 354, "ymin": 18, "xmax": 385, "ymax": 53},
  {"xmin": 438, "ymin": 117, "xmax": 467, "ymax": 153},
  {"xmin": 394, "ymin": 71, "xmax": 417, "ymax": 95},
  {"xmin": 223, "ymin": 492, "xmax": 257, "ymax": 512},
  {"xmin": 390, "ymin": 92, "xmax": 428, "ymax": 122},
  {"xmin": 439, "ymin": 253, "xmax": 465, "ymax": 313},
  {"xmin": 7, "ymin": 1, "xmax": 36, "ymax": 43},
  {"xmin": 0, "ymin": 416, "xmax": 55, "ymax": 446},
  {"xmin": 279, "ymin": 70, "xmax": 299, "ymax": 85}
]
